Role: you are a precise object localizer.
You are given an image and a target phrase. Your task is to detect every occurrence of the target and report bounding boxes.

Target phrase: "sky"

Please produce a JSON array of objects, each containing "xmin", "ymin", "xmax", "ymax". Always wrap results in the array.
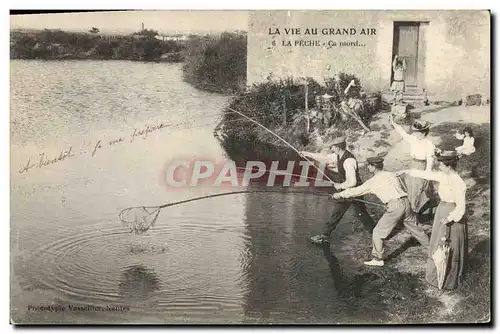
[{"xmin": 10, "ymin": 10, "xmax": 249, "ymax": 34}]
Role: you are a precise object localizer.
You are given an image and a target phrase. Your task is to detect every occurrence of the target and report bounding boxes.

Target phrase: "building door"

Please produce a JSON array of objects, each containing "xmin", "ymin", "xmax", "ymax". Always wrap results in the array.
[{"xmin": 392, "ymin": 22, "xmax": 426, "ymax": 88}]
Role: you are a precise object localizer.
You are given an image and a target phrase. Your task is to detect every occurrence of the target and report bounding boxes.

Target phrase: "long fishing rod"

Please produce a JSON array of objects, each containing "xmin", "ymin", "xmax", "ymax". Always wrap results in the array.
[
  {"xmin": 118, "ymin": 107, "xmax": 385, "ymax": 234},
  {"xmin": 225, "ymin": 107, "xmax": 388, "ymax": 209},
  {"xmin": 227, "ymin": 107, "xmax": 334, "ymax": 183}
]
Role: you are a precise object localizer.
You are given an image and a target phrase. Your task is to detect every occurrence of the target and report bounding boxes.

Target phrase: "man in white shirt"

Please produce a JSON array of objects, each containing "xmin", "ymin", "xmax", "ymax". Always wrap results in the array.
[
  {"xmin": 333, "ymin": 156, "xmax": 430, "ymax": 266},
  {"xmin": 300, "ymin": 136, "xmax": 376, "ymax": 245}
]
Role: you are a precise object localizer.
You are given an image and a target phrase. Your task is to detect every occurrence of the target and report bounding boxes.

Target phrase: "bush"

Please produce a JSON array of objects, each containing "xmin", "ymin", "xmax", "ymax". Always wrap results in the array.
[
  {"xmin": 182, "ymin": 32, "xmax": 247, "ymax": 94},
  {"xmin": 214, "ymin": 74, "xmax": 381, "ymax": 155},
  {"xmin": 324, "ymin": 72, "xmax": 362, "ymax": 100},
  {"xmin": 214, "ymin": 77, "xmax": 316, "ymax": 143}
]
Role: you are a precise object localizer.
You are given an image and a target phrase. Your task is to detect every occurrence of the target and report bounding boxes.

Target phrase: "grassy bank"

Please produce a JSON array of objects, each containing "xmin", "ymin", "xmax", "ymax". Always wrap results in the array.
[
  {"xmin": 214, "ymin": 74, "xmax": 383, "ymax": 158},
  {"xmin": 182, "ymin": 32, "xmax": 247, "ymax": 94},
  {"xmin": 216, "ymin": 89, "xmax": 490, "ymax": 322},
  {"xmin": 10, "ymin": 29, "xmax": 185, "ymax": 62}
]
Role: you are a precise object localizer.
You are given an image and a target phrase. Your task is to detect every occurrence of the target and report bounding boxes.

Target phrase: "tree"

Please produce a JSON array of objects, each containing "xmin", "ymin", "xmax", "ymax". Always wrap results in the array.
[
  {"xmin": 182, "ymin": 32, "xmax": 247, "ymax": 93},
  {"xmin": 134, "ymin": 29, "xmax": 159, "ymax": 38},
  {"xmin": 96, "ymin": 40, "xmax": 114, "ymax": 58}
]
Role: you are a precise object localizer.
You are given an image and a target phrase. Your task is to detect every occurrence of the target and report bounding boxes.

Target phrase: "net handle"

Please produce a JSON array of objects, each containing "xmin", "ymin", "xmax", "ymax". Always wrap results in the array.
[{"xmin": 122, "ymin": 188, "xmax": 385, "ymax": 214}]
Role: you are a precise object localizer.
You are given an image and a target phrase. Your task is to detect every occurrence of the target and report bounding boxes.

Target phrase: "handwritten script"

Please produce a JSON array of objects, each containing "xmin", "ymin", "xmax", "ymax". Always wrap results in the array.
[{"xmin": 18, "ymin": 121, "xmax": 172, "ymax": 174}]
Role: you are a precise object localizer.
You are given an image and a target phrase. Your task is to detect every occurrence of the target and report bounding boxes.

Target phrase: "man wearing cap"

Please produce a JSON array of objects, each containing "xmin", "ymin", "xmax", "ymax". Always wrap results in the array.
[
  {"xmin": 333, "ymin": 155, "xmax": 430, "ymax": 266},
  {"xmin": 300, "ymin": 135, "xmax": 376, "ymax": 245}
]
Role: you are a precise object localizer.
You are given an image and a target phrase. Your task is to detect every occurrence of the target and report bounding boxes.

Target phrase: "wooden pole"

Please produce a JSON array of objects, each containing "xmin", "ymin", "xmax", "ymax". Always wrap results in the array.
[
  {"xmin": 343, "ymin": 83, "xmax": 370, "ymax": 132},
  {"xmin": 282, "ymin": 94, "xmax": 287, "ymax": 125},
  {"xmin": 339, "ymin": 102, "xmax": 370, "ymax": 132},
  {"xmin": 305, "ymin": 83, "xmax": 310, "ymax": 133}
]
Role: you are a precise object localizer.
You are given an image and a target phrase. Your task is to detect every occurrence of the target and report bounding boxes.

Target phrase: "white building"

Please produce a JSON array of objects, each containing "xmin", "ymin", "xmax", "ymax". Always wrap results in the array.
[{"xmin": 247, "ymin": 10, "xmax": 490, "ymax": 102}]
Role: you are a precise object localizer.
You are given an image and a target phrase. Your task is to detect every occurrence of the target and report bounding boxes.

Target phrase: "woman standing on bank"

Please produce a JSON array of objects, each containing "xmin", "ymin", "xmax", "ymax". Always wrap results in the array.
[
  {"xmin": 389, "ymin": 115, "xmax": 436, "ymax": 214},
  {"xmin": 400, "ymin": 151, "xmax": 468, "ymax": 290}
]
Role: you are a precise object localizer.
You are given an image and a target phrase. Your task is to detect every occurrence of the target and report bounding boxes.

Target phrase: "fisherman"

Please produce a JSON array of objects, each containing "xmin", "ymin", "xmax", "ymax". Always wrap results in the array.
[
  {"xmin": 300, "ymin": 135, "xmax": 376, "ymax": 244},
  {"xmin": 333, "ymin": 155, "xmax": 430, "ymax": 266}
]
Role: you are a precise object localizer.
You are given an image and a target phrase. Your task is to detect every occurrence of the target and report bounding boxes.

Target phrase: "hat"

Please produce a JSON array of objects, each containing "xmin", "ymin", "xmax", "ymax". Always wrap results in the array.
[
  {"xmin": 411, "ymin": 120, "xmax": 431, "ymax": 132},
  {"xmin": 366, "ymin": 156, "xmax": 384, "ymax": 165},
  {"xmin": 328, "ymin": 136, "xmax": 346, "ymax": 146},
  {"xmin": 436, "ymin": 150, "xmax": 459, "ymax": 162}
]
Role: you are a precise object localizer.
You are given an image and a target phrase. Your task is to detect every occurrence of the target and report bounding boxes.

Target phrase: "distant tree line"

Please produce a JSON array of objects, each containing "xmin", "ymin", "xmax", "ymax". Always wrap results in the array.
[
  {"xmin": 10, "ymin": 29, "xmax": 185, "ymax": 62},
  {"xmin": 182, "ymin": 31, "xmax": 247, "ymax": 94}
]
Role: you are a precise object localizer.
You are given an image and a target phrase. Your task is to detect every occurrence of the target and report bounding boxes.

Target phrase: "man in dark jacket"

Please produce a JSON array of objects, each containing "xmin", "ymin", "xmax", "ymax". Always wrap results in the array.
[{"xmin": 301, "ymin": 135, "xmax": 375, "ymax": 244}]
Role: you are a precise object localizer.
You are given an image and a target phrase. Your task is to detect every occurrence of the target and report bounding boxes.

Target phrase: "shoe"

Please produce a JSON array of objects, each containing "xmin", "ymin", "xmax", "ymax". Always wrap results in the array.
[
  {"xmin": 364, "ymin": 259, "xmax": 384, "ymax": 266},
  {"xmin": 310, "ymin": 234, "xmax": 330, "ymax": 244}
]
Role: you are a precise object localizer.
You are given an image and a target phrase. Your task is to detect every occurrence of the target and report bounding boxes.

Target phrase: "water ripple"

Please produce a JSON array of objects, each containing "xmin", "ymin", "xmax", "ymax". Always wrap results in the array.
[{"xmin": 27, "ymin": 218, "xmax": 249, "ymax": 314}]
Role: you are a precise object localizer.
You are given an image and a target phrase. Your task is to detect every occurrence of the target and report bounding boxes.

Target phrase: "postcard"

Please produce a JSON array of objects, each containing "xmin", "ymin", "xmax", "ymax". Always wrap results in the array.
[{"xmin": 10, "ymin": 9, "xmax": 491, "ymax": 324}]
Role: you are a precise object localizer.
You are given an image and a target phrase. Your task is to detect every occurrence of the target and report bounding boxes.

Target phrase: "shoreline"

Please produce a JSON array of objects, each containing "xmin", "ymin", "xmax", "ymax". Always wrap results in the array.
[
  {"xmin": 10, "ymin": 56, "xmax": 184, "ymax": 63},
  {"xmin": 217, "ymin": 103, "xmax": 491, "ymax": 323}
]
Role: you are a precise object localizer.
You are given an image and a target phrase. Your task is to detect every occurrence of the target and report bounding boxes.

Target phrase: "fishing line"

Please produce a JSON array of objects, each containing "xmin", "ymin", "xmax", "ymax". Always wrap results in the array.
[
  {"xmin": 151, "ymin": 113, "xmax": 278, "ymax": 133},
  {"xmin": 226, "ymin": 107, "xmax": 334, "ymax": 183}
]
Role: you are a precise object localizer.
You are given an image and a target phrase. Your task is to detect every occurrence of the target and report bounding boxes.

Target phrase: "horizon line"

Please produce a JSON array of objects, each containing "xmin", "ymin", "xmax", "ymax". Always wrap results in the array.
[{"xmin": 10, "ymin": 27, "xmax": 248, "ymax": 35}]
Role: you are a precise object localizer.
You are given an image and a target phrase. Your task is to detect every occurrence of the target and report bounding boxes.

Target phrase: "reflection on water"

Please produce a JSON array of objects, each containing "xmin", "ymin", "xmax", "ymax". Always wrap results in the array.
[
  {"xmin": 242, "ymin": 191, "xmax": 346, "ymax": 323},
  {"xmin": 320, "ymin": 244, "xmax": 348, "ymax": 295},
  {"xmin": 118, "ymin": 265, "xmax": 161, "ymax": 301},
  {"xmin": 240, "ymin": 190, "xmax": 395, "ymax": 324},
  {"xmin": 11, "ymin": 60, "xmax": 248, "ymax": 323}
]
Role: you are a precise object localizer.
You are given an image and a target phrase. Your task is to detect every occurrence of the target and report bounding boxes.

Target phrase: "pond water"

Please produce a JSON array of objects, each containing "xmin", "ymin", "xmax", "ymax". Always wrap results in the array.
[{"xmin": 11, "ymin": 60, "xmax": 398, "ymax": 324}]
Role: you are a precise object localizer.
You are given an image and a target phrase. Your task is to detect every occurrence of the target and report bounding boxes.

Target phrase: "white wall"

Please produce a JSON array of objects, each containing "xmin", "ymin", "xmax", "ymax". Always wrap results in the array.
[{"xmin": 247, "ymin": 10, "xmax": 490, "ymax": 101}]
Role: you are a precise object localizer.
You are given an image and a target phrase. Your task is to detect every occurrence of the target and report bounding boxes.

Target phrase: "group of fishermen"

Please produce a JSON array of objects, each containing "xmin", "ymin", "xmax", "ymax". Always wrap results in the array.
[{"xmin": 300, "ymin": 115, "xmax": 469, "ymax": 290}]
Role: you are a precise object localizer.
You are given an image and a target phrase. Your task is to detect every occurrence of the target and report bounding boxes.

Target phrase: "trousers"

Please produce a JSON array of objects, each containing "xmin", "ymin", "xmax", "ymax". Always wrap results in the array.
[
  {"xmin": 371, "ymin": 197, "xmax": 430, "ymax": 260},
  {"xmin": 323, "ymin": 197, "xmax": 376, "ymax": 236}
]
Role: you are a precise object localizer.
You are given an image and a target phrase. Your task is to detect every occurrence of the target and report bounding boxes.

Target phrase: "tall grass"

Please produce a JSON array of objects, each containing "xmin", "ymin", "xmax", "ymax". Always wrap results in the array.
[
  {"xmin": 182, "ymin": 32, "xmax": 247, "ymax": 94},
  {"xmin": 214, "ymin": 74, "xmax": 382, "ymax": 155}
]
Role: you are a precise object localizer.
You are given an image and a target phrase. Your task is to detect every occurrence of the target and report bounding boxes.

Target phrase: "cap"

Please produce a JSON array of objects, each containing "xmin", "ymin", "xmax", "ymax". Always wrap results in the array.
[
  {"xmin": 366, "ymin": 156, "xmax": 385, "ymax": 165},
  {"xmin": 411, "ymin": 120, "xmax": 431, "ymax": 132},
  {"xmin": 436, "ymin": 150, "xmax": 459, "ymax": 162},
  {"xmin": 328, "ymin": 136, "xmax": 346, "ymax": 146}
]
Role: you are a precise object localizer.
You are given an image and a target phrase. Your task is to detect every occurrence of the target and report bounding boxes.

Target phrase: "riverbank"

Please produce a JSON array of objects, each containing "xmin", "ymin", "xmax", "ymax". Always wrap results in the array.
[
  {"xmin": 324, "ymin": 104, "xmax": 491, "ymax": 323},
  {"xmin": 10, "ymin": 29, "xmax": 247, "ymax": 91},
  {"xmin": 10, "ymin": 29, "xmax": 185, "ymax": 62},
  {"xmin": 217, "ymin": 100, "xmax": 490, "ymax": 323},
  {"xmin": 214, "ymin": 74, "xmax": 382, "ymax": 160}
]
